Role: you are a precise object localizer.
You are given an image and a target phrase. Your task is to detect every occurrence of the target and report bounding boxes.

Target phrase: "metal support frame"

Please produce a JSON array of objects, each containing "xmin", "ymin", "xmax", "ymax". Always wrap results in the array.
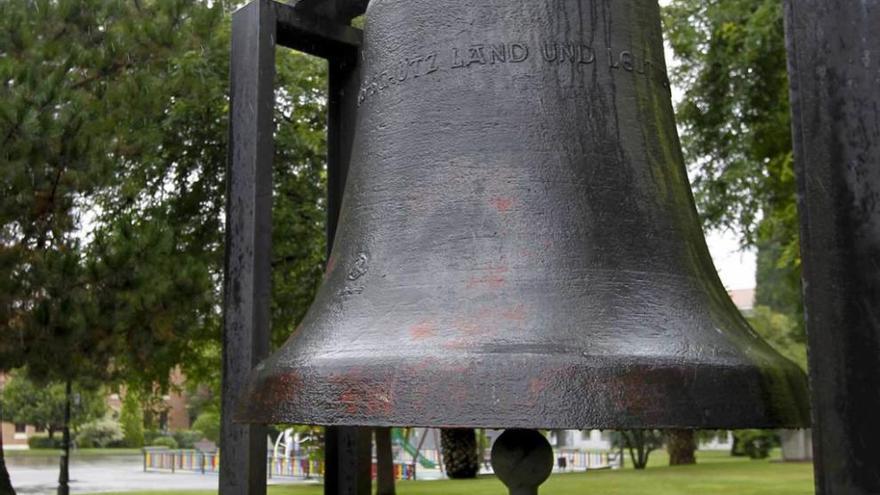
[
  {"xmin": 784, "ymin": 1, "xmax": 880, "ymax": 493},
  {"xmin": 222, "ymin": 1, "xmax": 364, "ymax": 494},
  {"xmin": 223, "ymin": 1, "xmax": 880, "ymax": 494}
]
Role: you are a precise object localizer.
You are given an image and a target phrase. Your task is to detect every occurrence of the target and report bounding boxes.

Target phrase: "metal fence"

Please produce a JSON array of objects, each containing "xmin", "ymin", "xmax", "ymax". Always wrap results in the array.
[
  {"xmin": 143, "ymin": 448, "xmax": 219, "ymax": 474},
  {"xmin": 266, "ymin": 456, "xmax": 322, "ymax": 479},
  {"xmin": 143, "ymin": 449, "xmax": 416, "ymax": 480},
  {"xmin": 397, "ymin": 446, "xmax": 619, "ymax": 473},
  {"xmin": 553, "ymin": 449, "xmax": 621, "ymax": 471}
]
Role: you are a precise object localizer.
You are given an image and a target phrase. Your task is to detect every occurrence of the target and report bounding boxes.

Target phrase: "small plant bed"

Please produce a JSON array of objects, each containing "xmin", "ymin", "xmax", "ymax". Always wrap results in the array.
[{"xmin": 5, "ymin": 448, "xmax": 143, "ymax": 457}]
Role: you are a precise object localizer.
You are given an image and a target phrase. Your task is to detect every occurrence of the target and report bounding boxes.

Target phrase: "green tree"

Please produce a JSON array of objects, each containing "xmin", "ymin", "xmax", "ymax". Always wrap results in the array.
[
  {"xmin": 192, "ymin": 411, "xmax": 220, "ymax": 444},
  {"xmin": 1, "ymin": 0, "xmax": 329, "ymax": 490},
  {"xmin": 662, "ymin": 4, "xmax": 807, "ymax": 463},
  {"xmin": 614, "ymin": 430, "xmax": 665, "ymax": 470},
  {"xmin": 662, "ymin": 0, "xmax": 794, "ymax": 244},
  {"xmin": 75, "ymin": 417, "xmax": 124, "ymax": 448},
  {"xmin": 1, "ymin": 372, "xmax": 106, "ymax": 439},
  {"xmin": 119, "ymin": 391, "xmax": 145, "ymax": 448},
  {"xmin": 747, "ymin": 305, "xmax": 808, "ymax": 371},
  {"xmin": 662, "ymin": 0, "xmax": 803, "ymax": 322},
  {"xmin": 0, "ymin": 1, "xmax": 229, "ymax": 489}
]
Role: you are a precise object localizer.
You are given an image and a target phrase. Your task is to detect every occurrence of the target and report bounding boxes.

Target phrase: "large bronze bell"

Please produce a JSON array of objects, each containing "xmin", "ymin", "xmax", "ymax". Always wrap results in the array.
[{"xmin": 239, "ymin": 0, "xmax": 809, "ymax": 430}]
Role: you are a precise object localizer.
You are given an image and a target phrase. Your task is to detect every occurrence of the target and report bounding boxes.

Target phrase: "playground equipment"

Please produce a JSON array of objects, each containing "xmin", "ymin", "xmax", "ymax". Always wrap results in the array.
[{"xmin": 391, "ymin": 429, "xmax": 437, "ymax": 470}]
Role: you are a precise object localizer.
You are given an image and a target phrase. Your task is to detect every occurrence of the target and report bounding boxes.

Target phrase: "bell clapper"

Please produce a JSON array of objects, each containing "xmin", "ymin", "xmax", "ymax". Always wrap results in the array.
[{"xmin": 491, "ymin": 429, "xmax": 554, "ymax": 495}]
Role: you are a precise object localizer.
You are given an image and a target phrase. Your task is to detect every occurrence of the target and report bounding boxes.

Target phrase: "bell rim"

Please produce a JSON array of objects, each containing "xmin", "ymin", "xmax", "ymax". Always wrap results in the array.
[{"xmin": 236, "ymin": 353, "xmax": 810, "ymax": 430}]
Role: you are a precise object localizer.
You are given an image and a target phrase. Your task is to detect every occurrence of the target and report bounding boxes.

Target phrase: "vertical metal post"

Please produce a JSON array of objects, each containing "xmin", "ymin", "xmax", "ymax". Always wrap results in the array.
[
  {"xmin": 323, "ymin": 36, "xmax": 372, "ymax": 495},
  {"xmin": 784, "ymin": 1, "xmax": 880, "ymax": 494},
  {"xmin": 375, "ymin": 428, "xmax": 396, "ymax": 495},
  {"xmin": 57, "ymin": 380, "xmax": 71, "ymax": 495},
  {"xmin": 325, "ymin": 49, "xmax": 360, "ymax": 252},
  {"xmin": 224, "ymin": 2, "xmax": 366, "ymax": 493},
  {"xmin": 324, "ymin": 427, "xmax": 372, "ymax": 495},
  {"xmin": 221, "ymin": 1, "xmax": 276, "ymax": 495}
]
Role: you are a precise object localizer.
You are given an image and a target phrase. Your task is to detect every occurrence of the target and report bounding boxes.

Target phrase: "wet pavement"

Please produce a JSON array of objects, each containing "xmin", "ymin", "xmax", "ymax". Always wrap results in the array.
[{"xmin": 6, "ymin": 453, "xmax": 314, "ymax": 494}]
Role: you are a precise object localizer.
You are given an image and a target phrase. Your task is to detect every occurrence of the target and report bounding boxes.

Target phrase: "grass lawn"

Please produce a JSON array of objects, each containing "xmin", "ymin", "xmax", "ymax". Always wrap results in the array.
[
  {"xmin": 86, "ymin": 451, "xmax": 814, "ymax": 495},
  {"xmin": 5, "ymin": 448, "xmax": 143, "ymax": 457}
]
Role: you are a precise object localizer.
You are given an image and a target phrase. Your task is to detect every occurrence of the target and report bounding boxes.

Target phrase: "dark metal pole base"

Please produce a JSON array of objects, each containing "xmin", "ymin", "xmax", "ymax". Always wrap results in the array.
[{"xmin": 491, "ymin": 430, "xmax": 554, "ymax": 495}]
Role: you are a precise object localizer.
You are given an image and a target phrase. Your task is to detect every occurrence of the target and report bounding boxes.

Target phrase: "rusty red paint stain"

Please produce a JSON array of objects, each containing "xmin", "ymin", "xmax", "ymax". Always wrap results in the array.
[
  {"xmin": 331, "ymin": 371, "xmax": 396, "ymax": 418},
  {"xmin": 466, "ymin": 265, "xmax": 509, "ymax": 289},
  {"xmin": 255, "ymin": 373, "xmax": 303, "ymax": 409},
  {"xmin": 442, "ymin": 338, "xmax": 470, "ymax": 350},
  {"xmin": 442, "ymin": 361, "xmax": 474, "ymax": 374},
  {"xmin": 331, "ymin": 372, "xmax": 366, "ymax": 415},
  {"xmin": 409, "ymin": 321, "xmax": 436, "ymax": 340},
  {"xmin": 364, "ymin": 389, "xmax": 394, "ymax": 416},
  {"xmin": 490, "ymin": 196, "xmax": 514, "ymax": 213},
  {"xmin": 501, "ymin": 304, "xmax": 527, "ymax": 322},
  {"xmin": 457, "ymin": 319, "xmax": 481, "ymax": 336},
  {"xmin": 529, "ymin": 377, "xmax": 549, "ymax": 396},
  {"xmin": 407, "ymin": 356, "xmax": 443, "ymax": 372},
  {"xmin": 324, "ymin": 254, "xmax": 337, "ymax": 278},
  {"xmin": 338, "ymin": 389, "xmax": 361, "ymax": 414},
  {"xmin": 441, "ymin": 305, "xmax": 522, "ymax": 349}
]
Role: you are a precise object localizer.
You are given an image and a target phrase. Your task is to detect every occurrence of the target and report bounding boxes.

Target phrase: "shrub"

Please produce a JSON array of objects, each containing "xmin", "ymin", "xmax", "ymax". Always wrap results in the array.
[
  {"xmin": 149, "ymin": 436, "xmax": 179, "ymax": 449},
  {"xmin": 144, "ymin": 429, "xmax": 162, "ymax": 446},
  {"xmin": 119, "ymin": 393, "xmax": 145, "ymax": 448},
  {"xmin": 76, "ymin": 418, "xmax": 124, "ymax": 448},
  {"xmin": 191, "ymin": 412, "xmax": 220, "ymax": 444},
  {"xmin": 27, "ymin": 435, "xmax": 63, "ymax": 449},
  {"xmin": 733, "ymin": 429, "xmax": 779, "ymax": 459},
  {"xmin": 172, "ymin": 430, "xmax": 204, "ymax": 449}
]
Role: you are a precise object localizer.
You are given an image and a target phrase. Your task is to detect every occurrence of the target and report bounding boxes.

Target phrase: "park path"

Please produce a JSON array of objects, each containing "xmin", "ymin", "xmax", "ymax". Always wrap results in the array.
[{"xmin": 6, "ymin": 453, "xmax": 313, "ymax": 494}]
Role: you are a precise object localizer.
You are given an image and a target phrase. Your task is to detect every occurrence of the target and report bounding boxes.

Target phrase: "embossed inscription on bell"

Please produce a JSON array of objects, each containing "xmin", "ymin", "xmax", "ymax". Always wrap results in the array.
[{"xmin": 239, "ymin": 0, "xmax": 810, "ymax": 430}]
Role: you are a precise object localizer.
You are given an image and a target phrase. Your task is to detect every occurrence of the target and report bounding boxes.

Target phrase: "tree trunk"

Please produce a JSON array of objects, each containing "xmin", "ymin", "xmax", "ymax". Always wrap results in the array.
[
  {"xmin": 440, "ymin": 428, "xmax": 479, "ymax": 479},
  {"xmin": 666, "ymin": 429, "xmax": 697, "ymax": 465},
  {"xmin": 0, "ymin": 398, "xmax": 17, "ymax": 495},
  {"xmin": 731, "ymin": 432, "xmax": 744, "ymax": 456},
  {"xmin": 622, "ymin": 430, "xmax": 651, "ymax": 470},
  {"xmin": 375, "ymin": 427, "xmax": 395, "ymax": 495},
  {"xmin": 57, "ymin": 380, "xmax": 71, "ymax": 495}
]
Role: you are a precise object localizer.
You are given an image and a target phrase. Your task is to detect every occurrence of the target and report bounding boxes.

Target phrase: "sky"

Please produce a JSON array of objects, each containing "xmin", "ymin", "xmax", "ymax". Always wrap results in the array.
[{"xmin": 705, "ymin": 230, "xmax": 757, "ymax": 290}]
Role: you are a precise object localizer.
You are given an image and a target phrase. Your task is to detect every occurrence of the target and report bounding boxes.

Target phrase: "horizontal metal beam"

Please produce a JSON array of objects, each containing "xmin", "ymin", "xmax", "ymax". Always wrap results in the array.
[
  {"xmin": 291, "ymin": 0, "xmax": 368, "ymax": 23},
  {"xmin": 274, "ymin": 1, "xmax": 362, "ymax": 58}
]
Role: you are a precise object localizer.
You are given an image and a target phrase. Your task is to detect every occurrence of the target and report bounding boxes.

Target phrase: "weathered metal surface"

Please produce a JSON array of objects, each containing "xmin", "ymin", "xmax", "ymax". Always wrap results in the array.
[
  {"xmin": 784, "ymin": 1, "xmax": 880, "ymax": 493},
  {"xmin": 221, "ymin": 1, "xmax": 275, "ymax": 494},
  {"xmin": 240, "ymin": 0, "xmax": 810, "ymax": 429}
]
